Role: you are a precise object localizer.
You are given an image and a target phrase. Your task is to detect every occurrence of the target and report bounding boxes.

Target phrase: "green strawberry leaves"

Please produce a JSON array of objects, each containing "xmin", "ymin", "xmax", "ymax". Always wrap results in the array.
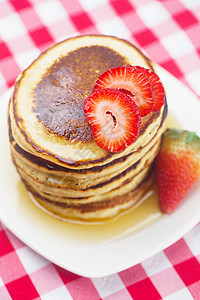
[{"xmin": 166, "ymin": 128, "xmax": 200, "ymax": 145}]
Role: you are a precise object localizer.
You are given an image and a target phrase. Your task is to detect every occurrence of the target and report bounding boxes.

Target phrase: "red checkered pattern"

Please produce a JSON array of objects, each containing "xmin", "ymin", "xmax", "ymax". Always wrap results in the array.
[{"xmin": 0, "ymin": 0, "xmax": 200, "ymax": 299}]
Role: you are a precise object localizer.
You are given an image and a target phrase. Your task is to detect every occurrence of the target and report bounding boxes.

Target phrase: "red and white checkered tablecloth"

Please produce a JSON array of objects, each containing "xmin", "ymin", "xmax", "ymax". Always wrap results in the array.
[{"xmin": 0, "ymin": 0, "xmax": 200, "ymax": 299}]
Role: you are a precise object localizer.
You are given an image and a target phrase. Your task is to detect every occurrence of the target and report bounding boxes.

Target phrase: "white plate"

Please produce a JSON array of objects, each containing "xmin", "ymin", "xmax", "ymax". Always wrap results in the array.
[{"xmin": 0, "ymin": 66, "xmax": 200, "ymax": 278}]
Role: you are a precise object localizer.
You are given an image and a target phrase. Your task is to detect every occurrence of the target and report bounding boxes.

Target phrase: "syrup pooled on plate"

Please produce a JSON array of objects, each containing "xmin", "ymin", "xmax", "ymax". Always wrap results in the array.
[{"xmin": 16, "ymin": 112, "xmax": 181, "ymax": 244}]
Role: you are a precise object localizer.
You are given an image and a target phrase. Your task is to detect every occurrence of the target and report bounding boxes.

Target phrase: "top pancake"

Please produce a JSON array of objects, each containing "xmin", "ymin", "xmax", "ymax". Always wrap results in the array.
[{"xmin": 10, "ymin": 35, "xmax": 164, "ymax": 169}]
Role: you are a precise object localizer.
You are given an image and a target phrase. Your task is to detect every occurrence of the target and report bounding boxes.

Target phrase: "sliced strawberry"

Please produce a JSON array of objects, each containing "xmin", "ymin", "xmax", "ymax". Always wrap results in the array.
[
  {"xmin": 84, "ymin": 89, "xmax": 141, "ymax": 152},
  {"xmin": 93, "ymin": 66, "xmax": 154, "ymax": 117},
  {"xmin": 136, "ymin": 66, "xmax": 165, "ymax": 111},
  {"xmin": 155, "ymin": 129, "xmax": 200, "ymax": 214}
]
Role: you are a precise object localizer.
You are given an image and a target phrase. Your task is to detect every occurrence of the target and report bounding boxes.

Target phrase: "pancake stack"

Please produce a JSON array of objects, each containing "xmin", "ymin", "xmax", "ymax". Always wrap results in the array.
[{"xmin": 8, "ymin": 35, "xmax": 167, "ymax": 222}]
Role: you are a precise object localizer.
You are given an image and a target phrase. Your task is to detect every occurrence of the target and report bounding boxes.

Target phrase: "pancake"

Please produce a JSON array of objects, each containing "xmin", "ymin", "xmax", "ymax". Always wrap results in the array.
[
  {"xmin": 8, "ymin": 35, "xmax": 168, "ymax": 221},
  {"xmin": 10, "ymin": 35, "xmax": 163, "ymax": 168}
]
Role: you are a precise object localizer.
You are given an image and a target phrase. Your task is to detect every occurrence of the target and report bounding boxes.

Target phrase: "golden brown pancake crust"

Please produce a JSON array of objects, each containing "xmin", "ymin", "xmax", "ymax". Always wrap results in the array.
[{"xmin": 32, "ymin": 46, "xmax": 129, "ymax": 142}]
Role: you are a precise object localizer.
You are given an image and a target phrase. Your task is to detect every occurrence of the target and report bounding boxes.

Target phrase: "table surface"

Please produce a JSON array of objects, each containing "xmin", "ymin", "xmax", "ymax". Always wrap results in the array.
[{"xmin": 0, "ymin": 0, "xmax": 200, "ymax": 299}]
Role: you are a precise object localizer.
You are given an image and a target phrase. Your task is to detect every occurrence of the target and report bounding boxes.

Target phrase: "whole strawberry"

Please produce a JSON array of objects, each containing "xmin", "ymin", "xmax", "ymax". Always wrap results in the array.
[{"xmin": 155, "ymin": 129, "xmax": 200, "ymax": 214}]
